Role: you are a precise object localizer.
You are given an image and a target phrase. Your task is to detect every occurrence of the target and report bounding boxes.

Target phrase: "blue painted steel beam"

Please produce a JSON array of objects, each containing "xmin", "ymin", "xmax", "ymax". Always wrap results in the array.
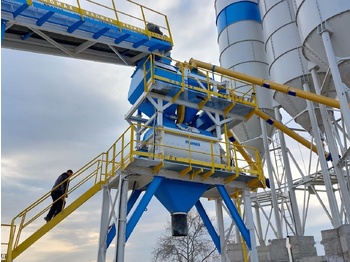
[
  {"xmin": 216, "ymin": 185, "xmax": 251, "ymax": 249},
  {"xmin": 195, "ymin": 200, "xmax": 221, "ymax": 253},
  {"xmin": 114, "ymin": 33, "xmax": 131, "ymax": 44},
  {"xmin": 148, "ymin": 44, "xmax": 162, "ymax": 52},
  {"xmin": 127, "ymin": 189, "xmax": 142, "ymax": 214},
  {"xmin": 133, "ymin": 38, "xmax": 148, "ymax": 48},
  {"xmin": 106, "ymin": 189, "xmax": 143, "ymax": 248},
  {"xmin": 93, "ymin": 27, "xmax": 110, "ymax": 39},
  {"xmin": 67, "ymin": 20, "xmax": 85, "ymax": 33},
  {"xmin": 1, "ymin": 19, "xmax": 7, "ymax": 42},
  {"xmin": 126, "ymin": 176, "xmax": 163, "ymax": 240},
  {"xmin": 36, "ymin": 11, "xmax": 55, "ymax": 26},
  {"xmin": 13, "ymin": 3, "xmax": 29, "ymax": 18},
  {"xmin": 21, "ymin": 31, "xmax": 34, "ymax": 41}
]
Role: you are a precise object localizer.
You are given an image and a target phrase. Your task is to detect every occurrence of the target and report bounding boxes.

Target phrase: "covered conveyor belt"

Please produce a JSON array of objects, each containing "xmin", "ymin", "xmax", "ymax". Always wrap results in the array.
[{"xmin": 1, "ymin": 0, "xmax": 173, "ymax": 66}]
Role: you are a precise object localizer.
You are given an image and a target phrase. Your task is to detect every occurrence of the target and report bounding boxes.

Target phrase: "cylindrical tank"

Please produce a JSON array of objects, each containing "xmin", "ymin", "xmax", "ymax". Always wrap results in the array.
[
  {"xmin": 293, "ymin": 0, "xmax": 350, "ymax": 87},
  {"xmin": 259, "ymin": 0, "xmax": 336, "ymax": 133},
  {"xmin": 215, "ymin": 0, "xmax": 274, "ymax": 157}
]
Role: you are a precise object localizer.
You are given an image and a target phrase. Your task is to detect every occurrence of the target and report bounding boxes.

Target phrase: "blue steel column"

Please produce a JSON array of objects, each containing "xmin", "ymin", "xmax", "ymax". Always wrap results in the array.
[
  {"xmin": 1, "ymin": 19, "xmax": 7, "ymax": 42},
  {"xmin": 195, "ymin": 200, "xmax": 221, "ymax": 253},
  {"xmin": 216, "ymin": 185, "xmax": 251, "ymax": 249},
  {"xmin": 126, "ymin": 176, "xmax": 163, "ymax": 240}
]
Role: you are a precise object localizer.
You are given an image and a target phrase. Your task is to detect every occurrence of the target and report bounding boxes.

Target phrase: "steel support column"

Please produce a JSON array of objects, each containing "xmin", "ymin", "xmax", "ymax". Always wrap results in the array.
[
  {"xmin": 126, "ymin": 176, "xmax": 163, "ymax": 240},
  {"xmin": 274, "ymin": 106, "xmax": 303, "ymax": 235},
  {"xmin": 321, "ymin": 30, "xmax": 350, "ymax": 134},
  {"xmin": 243, "ymin": 189, "xmax": 259, "ymax": 261},
  {"xmin": 97, "ymin": 187, "xmax": 110, "ymax": 262},
  {"xmin": 303, "ymin": 82, "xmax": 341, "ymax": 227},
  {"xmin": 216, "ymin": 199, "xmax": 227, "ymax": 262},
  {"xmin": 310, "ymin": 67, "xmax": 350, "ymax": 221},
  {"xmin": 116, "ymin": 175, "xmax": 129, "ymax": 262},
  {"xmin": 260, "ymin": 118, "xmax": 283, "ymax": 238}
]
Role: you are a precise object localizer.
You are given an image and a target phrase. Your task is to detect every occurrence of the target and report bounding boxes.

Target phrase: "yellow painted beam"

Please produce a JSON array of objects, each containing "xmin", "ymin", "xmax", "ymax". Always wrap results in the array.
[
  {"xmin": 190, "ymin": 168, "xmax": 203, "ymax": 180},
  {"xmin": 224, "ymin": 173, "xmax": 239, "ymax": 184},
  {"xmin": 255, "ymin": 109, "xmax": 319, "ymax": 155},
  {"xmin": 180, "ymin": 166, "xmax": 192, "ymax": 177},
  {"xmin": 227, "ymin": 131, "xmax": 258, "ymax": 171},
  {"xmin": 189, "ymin": 58, "xmax": 341, "ymax": 109},
  {"xmin": 152, "ymin": 161, "xmax": 164, "ymax": 174},
  {"xmin": 201, "ymin": 170, "xmax": 214, "ymax": 181}
]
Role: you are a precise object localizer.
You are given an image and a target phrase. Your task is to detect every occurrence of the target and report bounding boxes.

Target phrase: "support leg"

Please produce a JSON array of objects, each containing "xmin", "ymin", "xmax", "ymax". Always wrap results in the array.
[
  {"xmin": 216, "ymin": 199, "xmax": 227, "ymax": 262},
  {"xmin": 243, "ymin": 189, "xmax": 259, "ymax": 261},
  {"xmin": 116, "ymin": 176, "xmax": 129, "ymax": 262},
  {"xmin": 217, "ymin": 185, "xmax": 251, "ymax": 249},
  {"xmin": 126, "ymin": 176, "xmax": 163, "ymax": 240},
  {"xmin": 97, "ymin": 187, "xmax": 110, "ymax": 262}
]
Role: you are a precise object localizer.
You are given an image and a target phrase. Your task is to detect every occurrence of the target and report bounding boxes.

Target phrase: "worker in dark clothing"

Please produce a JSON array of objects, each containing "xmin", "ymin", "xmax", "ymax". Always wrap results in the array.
[{"xmin": 44, "ymin": 169, "xmax": 73, "ymax": 222}]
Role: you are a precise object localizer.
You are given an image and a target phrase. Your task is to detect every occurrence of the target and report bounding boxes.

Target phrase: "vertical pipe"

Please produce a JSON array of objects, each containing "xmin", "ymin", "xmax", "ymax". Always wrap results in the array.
[
  {"xmin": 97, "ymin": 187, "xmax": 110, "ymax": 262},
  {"xmin": 243, "ymin": 190, "xmax": 259, "ymax": 261},
  {"xmin": 215, "ymin": 199, "xmax": 227, "ymax": 262},
  {"xmin": 260, "ymin": 118, "xmax": 283, "ymax": 238},
  {"xmin": 310, "ymin": 67, "xmax": 350, "ymax": 221},
  {"xmin": 274, "ymin": 106, "xmax": 303, "ymax": 236},
  {"xmin": 321, "ymin": 30, "xmax": 350, "ymax": 134},
  {"xmin": 116, "ymin": 176, "xmax": 129, "ymax": 262},
  {"xmin": 302, "ymin": 82, "xmax": 341, "ymax": 227}
]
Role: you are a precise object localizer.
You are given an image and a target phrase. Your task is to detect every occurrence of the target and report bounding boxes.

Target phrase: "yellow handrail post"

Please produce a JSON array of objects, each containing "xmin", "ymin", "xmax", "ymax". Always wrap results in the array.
[
  {"xmin": 104, "ymin": 151, "xmax": 109, "ymax": 181},
  {"xmin": 224, "ymin": 123, "xmax": 231, "ymax": 170},
  {"xmin": 111, "ymin": 143, "xmax": 116, "ymax": 177},
  {"xmin": 164, "ymin": 16, "xmax": 173, "ymax": 45},
  {"xmin": 6, "ymin": 222, "xmax": 16, "ymax": 262},
  {"xmin": 75, "ymin": 0, "xmax": 84, "ymax": 21},
  {"xmin": 139, "ymin": 5, "xmax": 150, "ymax": 39},
  {"xmin": 130, "ymin": 124, "xmax": 135, "ymax": 163},
  {"xmin": 121, "ymin": 135, "xmax": 125, "ymax": 169},
  {"xmin": 110, "ymin": 0, "xmax": 120, "ymax": 25}
]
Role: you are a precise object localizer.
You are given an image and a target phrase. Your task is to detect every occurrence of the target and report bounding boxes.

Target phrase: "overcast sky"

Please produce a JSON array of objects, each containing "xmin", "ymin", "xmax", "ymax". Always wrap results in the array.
[{"xmin": 1, "ymin": 1, "xmax": 334, "ymax": 261}]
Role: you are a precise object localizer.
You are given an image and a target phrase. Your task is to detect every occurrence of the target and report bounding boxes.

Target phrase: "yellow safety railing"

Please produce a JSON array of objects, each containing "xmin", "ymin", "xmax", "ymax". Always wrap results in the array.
[
  {"xmin": 32, "ymin": 0, "xmax": 173, "ymax": 45},
  {"xmin": 3, "ymin": 125, "xmax": 136, "ymax": 261},
  {"xmin": 3, "ymin": 122, "xmax": 263, "ymax": 260},
  {"xmin": 142, "ymin": 55, "xmax": 257, "ymax": 115},
  {"xmin": 132, "ymin": 123, "xmax": 263, "ymax": 182}
]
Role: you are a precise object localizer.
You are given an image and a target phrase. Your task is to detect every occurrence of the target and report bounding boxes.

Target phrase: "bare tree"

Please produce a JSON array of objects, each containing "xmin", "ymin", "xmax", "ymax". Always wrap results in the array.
[{"xmin": 152, "ymin": 211, "xmax": 220, "ymax": 262}]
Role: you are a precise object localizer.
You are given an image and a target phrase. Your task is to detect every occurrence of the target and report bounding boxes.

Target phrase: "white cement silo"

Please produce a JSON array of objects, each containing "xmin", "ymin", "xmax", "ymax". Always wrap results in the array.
[{"xmin": 215, "ymin": 0, "xmax": 275, "ymax": 157}]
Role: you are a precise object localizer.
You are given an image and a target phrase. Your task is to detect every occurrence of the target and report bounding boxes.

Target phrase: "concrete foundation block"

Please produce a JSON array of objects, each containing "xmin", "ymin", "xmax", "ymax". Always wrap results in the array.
[
  {"xmin": 299, "ymin": 256, "xmax": 326, "ymax": 262},
  {"xmin": 268, "ymin": 238, "xmax": 289, "ymax": 261},
  {"xmin": 338, "ymin": 224, "xmax": 350, "ymax": 262},
  {"xmin": 321, "ymin": 227, "xmax": 345, "ymax": 262},
  {"xmin": 227, "ymin": 243, "xmax": 244, "ymax": 262},
  {"xmin": 257, "ymin": 245, "xmax": 271, "ymax": 262},
  {"xmin": 289, "ymin": 236, "xmax": 318, "ymax": 259}
]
